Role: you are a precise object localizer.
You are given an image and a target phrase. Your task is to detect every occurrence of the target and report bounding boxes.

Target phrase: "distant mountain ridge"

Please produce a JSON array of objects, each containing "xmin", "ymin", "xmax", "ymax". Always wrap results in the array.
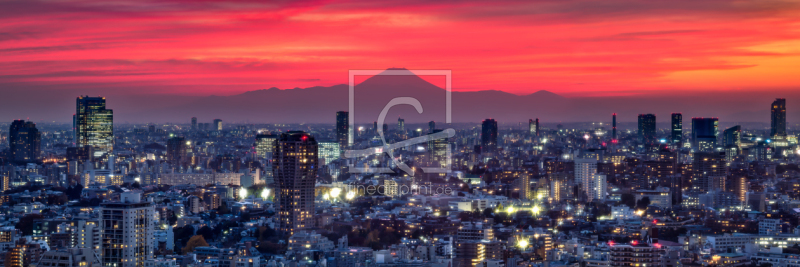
[{"xmin": 111, "ymin": 68, "xmax": 797, "ymax": 125}]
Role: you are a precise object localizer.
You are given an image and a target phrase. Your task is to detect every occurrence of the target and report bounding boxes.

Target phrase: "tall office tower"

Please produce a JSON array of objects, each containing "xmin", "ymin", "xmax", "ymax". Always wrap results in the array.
[
  {"xmin": 612, "ymin": 114, "xmax": 617, "ymax": 140},
  {"xmin": 429, "ymin": 121, "xmax": 436, "ymax": 134},
  {"xmin": 671, "ymin": 113, "xmax": 682, "ymax": 146},
  {"xmin": 575, "ymin": 158, "xmax": 601, "ymax": 202},
  {"xmin": 722, "ymin": 125, "xmax": 742, "ymax": 147},
  {"xmin": 691, "ymin": 118, "xmax": 719, "ymax": 152},
  {"xmin": 75, "ymin": 96, "xmax": 113, "ymax": 158},
  {"xmin": 255, "ymin": 134, "xmax": 277, "ymax": 159},
  {"xmin": 637, "ymin": 114, "xmax": 657, "ymax": 147},
  {"xmin": 213, "ymin": 119, "xmax": 223, "ymax": 131},
  {"xmin": 535, "ymin": 118, "xmax": 540, "ymax": 137},
  {"xmin": 274, "ymin": 131, "xmax": 318, "ymax": 236},
  {"xmin": 191, "ymin": 117, "xmax": 197, "ymax": 131},
  {"xmin": 318, "ymin": 142, "xmax": 341, "ymax": 166},
  {"xmin": 373, "ymin": 121, "xmax": 378, "ymax": 133},
  {"xmin": 771, "ymin": 98, "xmax": 786, "ymax": 137},
  {"xmin": 529, "ymin": 119, "xmax": 536, "ymax": 136},
  {"xmin": 9, "ymin": 120, "xmax": 41, "ymax": 163},
  {"xmin": 427, "ymin": 129, "xmax": 449, "ymax": 170},
  {"xmin": 100, "ymin": 192, "xmax": 154, "ymax": 267},
  {"xmin": 336, "ymin": 111, "xmax": 349, "ymax": 151},
  {"xmin": 382, "ymin": 123, "xmax": 388, "ymax": 134},
  {"xmin": 397, "ymin": 118, "xmax": 405, "ymax": 134},
  {"xmin": 692, "ymin": 152, "xmax": 726, "ymax": 192},
  {"xmin": 481, "ymin": 119, "xmax": 498, "ymax": 153},
  {"xmin": 166, "ymin": 137, "xmax": 187, "ymax": 167}
]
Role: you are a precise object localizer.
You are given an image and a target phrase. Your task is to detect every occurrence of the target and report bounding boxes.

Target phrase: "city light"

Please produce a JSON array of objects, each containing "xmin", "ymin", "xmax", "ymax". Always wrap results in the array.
[
  {"xmin": 330, "ymin": 188, "xmax": 342, "ymax": 198},
  {"xmin": 239, "ymin": 188, "xmax": 247, "ymax": 200},
  {"xmin": 345, "ymin": 191, "xmax": 356, "ymax": 200},
  {"xmin": 506, "ymin": 206, "xmax": 515, "ymax": 214},
  {"xmin": 261, "ymin": 188, "xmax": 270, "ymax": 200},
  {"xmin": 517, "ymin": 239, "xmax": 529, "ymax": 249}
]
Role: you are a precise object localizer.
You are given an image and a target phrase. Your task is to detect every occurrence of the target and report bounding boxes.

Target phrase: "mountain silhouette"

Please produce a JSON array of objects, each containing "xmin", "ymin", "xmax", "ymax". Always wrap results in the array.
[
  {"xmin": 128, "ymin": 68, "xmax": 569, "ymax": 124},
  {"xmin": 98, "ymin": 68, "xmax": 797, "ymax": 126}
]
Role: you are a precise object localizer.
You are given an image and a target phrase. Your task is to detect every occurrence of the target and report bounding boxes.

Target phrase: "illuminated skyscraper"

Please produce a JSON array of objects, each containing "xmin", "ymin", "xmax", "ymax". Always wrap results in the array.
[
  {"xmin": 255, "ymin": 134, "xmax": 277, "ymax": 159},
  {"xmin": 318, "ymin": 141, "xmax": 340, "ymax": 165},
  {"xmin": 274, "ymin": 131, "xmax": 318, "ymax": 236},
  {"xmin": 397, "ymin": 118, "xmax": 405, "ymax": 134},
  {"xmin": 771, "ymin": 98, "xmax": 786, "ymax": 137},
  {"xmin": 336, "ymin": 111, "xmax": 349, "ymax": 151},
  {"xmin": 637, "ymin": 114, "xmax": 656, "ymax": 147},
  {"xmin": 691, "ymin": 117, "xmax": 718, "ymax": 152},
  {"xmin": 213, "ymin": 119, "xmax": 222, "ymax": 131},
  {"xmin": 481, "ymin": 119, "xmax": 498, "ymax": 153},
  {"xmin": 529, "ymin": 118, "xmax": 540, "ymax": 137},
  {"xmin": 671, "ymin": 113, "xmax": 682, "ymax": 146},
  {"xmin": 75, "ymin": 96, "xmax": 113, "ymax": 158},
  {"xmin": 9, "ymin": 120, "xmax": 41, "ymax": 163},
  {"xmin": 427, "ymin": 129, "xmax": 449, "ymax": 170},
  {"xmin": 191, "ymin": 117, "xmax": 197, "ymax": 131},
  {"xmin": 722, "ymin": 125, "xmax": 741, "ymax": 148}
]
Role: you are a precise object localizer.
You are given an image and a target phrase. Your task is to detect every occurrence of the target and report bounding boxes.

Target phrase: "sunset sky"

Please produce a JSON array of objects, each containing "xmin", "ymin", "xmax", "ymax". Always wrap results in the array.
[{"xmin": 1, "ymin": 0, "xmax": 800, "ymax": 97}]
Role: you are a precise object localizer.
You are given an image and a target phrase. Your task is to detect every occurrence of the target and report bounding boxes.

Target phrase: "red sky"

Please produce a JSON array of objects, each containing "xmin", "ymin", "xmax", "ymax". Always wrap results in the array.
[{"xmin": 1, "ymin": 0, "xmax": 800, "ymax": 97}]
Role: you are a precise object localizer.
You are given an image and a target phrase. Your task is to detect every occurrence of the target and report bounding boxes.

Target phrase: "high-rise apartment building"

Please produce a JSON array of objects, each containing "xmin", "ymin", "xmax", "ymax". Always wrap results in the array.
[
  {"xmin": 481, "ymin": 119, "xmax": 498, "ymax": 153},
  {"xmin": 336, "ymin": 111, "xmax": 349, "ymax": 151},
  {"xmin": 692, "ymin": 152, "xmax": 726, "ymax": 192},
  {"xmin": 637, "ymin": 114, "xmax": 656, "ymax": 147},
  {"xmin": 691, "ymin": 118, "xmax": 718, "ymax": 152},
  {"xmin": 771, "ymin": 98, "xmax": 786, "ymax": 137},
  {"xmin": 100, "ymin": 192, "xmax": 154, "ymax": 267},
  {"xmin": 671, "ymin": 113, "xmax": 682, "ymax": 146},
  {"xmin": 75, "ymin": 96, "xmax": 113, "ymax": 158},
  {"xmin": 166, "ymin": 137, "xmax": 188, "ymax": 167},
  {"xmin": 9, "ymin": 120, "xmax": 41, "ymax": 163},
  {"xmin": 274, "ymin": 131, "xmax": 318, "ymax": 236},
  {"xmin": 191, "ymin": 117, "xmax": 197, "ymax": 131},
  {"xmin": 575, "ymin": 158, "xmax": 604, "ymax": 202}
]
